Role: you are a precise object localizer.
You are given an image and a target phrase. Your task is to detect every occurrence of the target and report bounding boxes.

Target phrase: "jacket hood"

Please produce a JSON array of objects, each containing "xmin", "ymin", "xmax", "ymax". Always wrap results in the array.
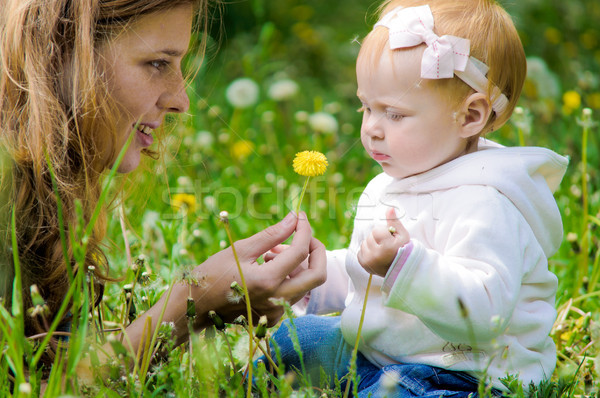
[{"xmin": 384, "ymin": 139, "xmax": 569, "ymax": 256}]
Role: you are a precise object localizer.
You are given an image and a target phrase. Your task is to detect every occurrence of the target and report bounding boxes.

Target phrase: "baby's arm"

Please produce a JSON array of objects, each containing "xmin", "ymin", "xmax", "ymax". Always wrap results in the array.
[{"xmin": 358, "ymin": 207, "xmax": 410, "ymax": 277}]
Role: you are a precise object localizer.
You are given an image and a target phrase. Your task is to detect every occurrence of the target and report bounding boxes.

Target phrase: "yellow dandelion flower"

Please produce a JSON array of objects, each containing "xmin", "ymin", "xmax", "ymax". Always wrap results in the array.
[
  {"xmin": 293, "ymin": 150, "xmax": 328, "ymax": 177},
  {"xmin": 231, "ymin": 140, "xmax": 254, "ymax": 160},
  {"xmin": 171, "ymin": 193, "xmax": 196, "ymax": 214},
  {"xmin": 563, "ymin": 90, "xmax": 581, "ymax": 114}
]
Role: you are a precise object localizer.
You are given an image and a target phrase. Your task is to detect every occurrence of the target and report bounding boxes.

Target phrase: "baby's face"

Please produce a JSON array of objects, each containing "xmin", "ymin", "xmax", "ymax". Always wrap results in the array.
[{"xmin": 356, "ymin": 46, "xmax": 468, "ymax": 179}]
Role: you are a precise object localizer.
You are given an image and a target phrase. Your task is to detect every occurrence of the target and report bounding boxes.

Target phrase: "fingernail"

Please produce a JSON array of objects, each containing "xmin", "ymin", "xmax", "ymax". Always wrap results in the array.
[{"xmin": 283, "ymin": 211, "xmax": 297, "ymax": 226}]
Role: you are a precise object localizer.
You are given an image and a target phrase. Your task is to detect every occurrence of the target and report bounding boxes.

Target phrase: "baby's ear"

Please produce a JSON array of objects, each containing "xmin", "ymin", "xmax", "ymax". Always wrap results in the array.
[{"xmin": 457, "ymin": 93, "xmax": 492, "ymax": 138}]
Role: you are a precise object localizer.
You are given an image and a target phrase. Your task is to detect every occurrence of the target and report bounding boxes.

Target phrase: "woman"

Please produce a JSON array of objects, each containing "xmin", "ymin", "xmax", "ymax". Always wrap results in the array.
[{"xmin": 0, "ymin": 0, "xmax": 326, "ymax": 378}]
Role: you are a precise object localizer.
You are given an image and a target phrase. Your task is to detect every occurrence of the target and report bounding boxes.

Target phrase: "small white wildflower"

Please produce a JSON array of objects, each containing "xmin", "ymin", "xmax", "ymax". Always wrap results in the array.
[
  {"xmin": 183, "ymin": 135, "xmax": 193, "ymax": 147},
  {"xmin": 196, "ymin": 130, "xmax": 214, "ymax": 148},
  {"xmin": 268, "ymin": 79, "xmax": 299, "ymax": 101},
  {"xmin": 324, "ymin": 101, "xmax": 341, "ymax": 114},
  {"xmin": 208, "ymin": 105, "xmax": 222, "ymax": 118},
  {"xmin": 331, "ymin": 172, "xmax": 343, "ymax": 185},
  {"xmin": 583, "ymin": 107, "xmax": 592, "ymax": 116},
  {"xmin": 317, "ymin": 199, "xmax": 327, "ymax": 209},
  {"xmin": 261, "ymin": 110, "xmax": 275, "ymax": 123},
  {"xmin": 308, "ymin": 112, "xmax": 338, "ymax": 134},
  {"xmin": 265, "ymin": 173, "xmax": 276, "ymax": 183},
  {"xmin": 218, "ymin": 132, "xmax": 230, "ymax": 143},
  {"xmin": 87, "ymin": 265, "xmax": 96, "ymax": 272},
  {"xmin": 225, "ymin": 77, "xmax": 260, "ymax": 109},
  {"xmin": 341, "ymin": 123, "xmax": 354, "ymax": 135},
  {"xmin": 177, "ymin": 176, "xmax": 192, "ymax": 188},
  {"xmin": 219, "ymin": 211, "xmax": 229, "ymax": 221},
  {"xmin": 219, "ymin": 240, "xmax": 227, "ymax": 249},
  {"xmin": 192, "ymin": 229, "xmax": 202, "ymax": 238},
  {"xmin": 138, "ymin": 254, "xmax": 146, "ymax": 262},
  {"xmin": 19, "ymin": 383, "xmax": 31, "ymax": 394},
  {"xmin": 203, "ymin": 196, "xmax": 216, "ymax": 210},
  {"xmin": 276, "ymin": 178, "xmax": 287, "ymax": 189},
  {"xmin": 294, "ymin": 110, "xmax": 309, "ymax": 123}
]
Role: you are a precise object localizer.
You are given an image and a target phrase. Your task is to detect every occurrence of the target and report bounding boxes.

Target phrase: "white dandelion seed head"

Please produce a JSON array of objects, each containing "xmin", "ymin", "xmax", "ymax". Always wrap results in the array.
[
  {"xmin": 308, "ymin": 112, "xmax": 338, "ymax": 134},
  {"xmin": 225, "ymin": 77, "xmax": 260, "ymax": 109},
  {"xmin": 219, "ymin": 211, "xmax": 229, "ymax": 221},
  {"xmin": 268, "ymin": 79, "xmax": 299, "ymax": 101},
  {"xmin": 226, "ymin": 290, "xmax": 243, "ymax": 304},
  {"xmin": 196, "ymin": 130, "xmax": 214, "ymax": 148}
]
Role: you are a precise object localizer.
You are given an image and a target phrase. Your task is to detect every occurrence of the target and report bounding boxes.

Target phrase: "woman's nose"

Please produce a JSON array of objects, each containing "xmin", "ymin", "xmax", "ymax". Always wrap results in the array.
[{"xmin": 159, "ymin": 73, "xmax": 190, "ymax": 113}]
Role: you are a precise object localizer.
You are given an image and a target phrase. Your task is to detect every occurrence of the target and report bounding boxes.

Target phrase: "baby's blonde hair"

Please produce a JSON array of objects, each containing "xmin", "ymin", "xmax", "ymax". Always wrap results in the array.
[{"xmin": 359, "ymin": 0, "xmax": 526, "ymax": 133}]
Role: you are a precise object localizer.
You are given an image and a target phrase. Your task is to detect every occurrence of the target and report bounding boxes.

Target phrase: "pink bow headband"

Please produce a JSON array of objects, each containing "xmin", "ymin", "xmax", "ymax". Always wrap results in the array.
[{"xmin": 374, "ymin": 5, "xmax": 509, "ymax": 115}]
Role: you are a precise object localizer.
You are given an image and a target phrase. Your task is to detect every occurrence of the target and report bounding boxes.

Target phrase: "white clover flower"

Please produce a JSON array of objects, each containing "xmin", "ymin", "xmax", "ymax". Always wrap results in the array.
[
  {"xmin": 196, "ymin": 130, "xmax": 214, "ymax": 148},
  {"xmin": 225, "ymin": 77, "xmax": 260, "ymax": 109},
  {"xmin": 268, "ymin": 79, "xmax": 299, "ymax": 101},
  {"xmin": 308, "ymin": 112, "xmax": 338, "ymax": 134}
]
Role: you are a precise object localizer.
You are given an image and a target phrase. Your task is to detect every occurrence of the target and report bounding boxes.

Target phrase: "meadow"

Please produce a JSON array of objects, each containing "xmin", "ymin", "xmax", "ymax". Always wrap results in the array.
[{"xmin": 1, "ymin": 0, "xmax": 599, "ymax": 396}]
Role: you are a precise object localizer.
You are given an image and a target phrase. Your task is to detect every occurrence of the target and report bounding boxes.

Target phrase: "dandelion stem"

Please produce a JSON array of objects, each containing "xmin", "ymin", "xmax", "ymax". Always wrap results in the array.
[
  {"xmin": 222, "ymin": 221, "xmax": 254, "ymax": 398},
  {"xmin": 344, "ymin": 274, "xmax": 373, "ymax": 398},
  {"xmin": 296, "ymin": 177, "xmax": 311, "ymax": 214},
  {"xmin": 577, "ymin": 111, "xmax": 590, "ymax": 295}
]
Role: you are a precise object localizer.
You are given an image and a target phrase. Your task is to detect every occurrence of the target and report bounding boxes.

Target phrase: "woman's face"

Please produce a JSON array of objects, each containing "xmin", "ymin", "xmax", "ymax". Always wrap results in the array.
[{"xmin": 97, "ymin": 4, "xmax": 192, "ymax": 173}]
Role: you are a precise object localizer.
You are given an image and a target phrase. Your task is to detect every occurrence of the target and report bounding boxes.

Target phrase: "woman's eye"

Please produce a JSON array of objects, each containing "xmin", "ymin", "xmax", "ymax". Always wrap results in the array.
[{"xmin": 149, "ymin": 60, "xmax": 169, "ymax": 70}]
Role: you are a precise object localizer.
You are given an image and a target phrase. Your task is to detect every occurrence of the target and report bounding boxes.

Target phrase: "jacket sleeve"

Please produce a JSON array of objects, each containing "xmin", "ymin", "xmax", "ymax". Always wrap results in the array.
[{"xmin": 382, "ymin": 186, "xmax": 558, "ymax": 344}]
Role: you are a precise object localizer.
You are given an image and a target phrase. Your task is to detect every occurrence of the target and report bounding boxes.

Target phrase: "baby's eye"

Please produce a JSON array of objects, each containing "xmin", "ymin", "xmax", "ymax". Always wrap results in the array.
[
  {"xmin": 357, "ymin": 104, "xmax": 371, "ymax": 113},
  {"xmin": 386, "ymin": 111, "xmax": 403, "ymax": 121}
]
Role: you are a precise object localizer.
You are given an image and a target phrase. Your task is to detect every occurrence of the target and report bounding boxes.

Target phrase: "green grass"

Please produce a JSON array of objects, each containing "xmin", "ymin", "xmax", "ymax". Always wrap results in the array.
[{"xmin": 2, "ymin": 0, "xmax": 600, "ymax": 396}]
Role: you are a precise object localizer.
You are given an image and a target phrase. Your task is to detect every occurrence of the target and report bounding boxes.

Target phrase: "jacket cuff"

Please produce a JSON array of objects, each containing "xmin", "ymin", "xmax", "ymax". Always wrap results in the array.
[{"xmin": 382, "ymin": 241, "xmax": 414, "ymax": 294}]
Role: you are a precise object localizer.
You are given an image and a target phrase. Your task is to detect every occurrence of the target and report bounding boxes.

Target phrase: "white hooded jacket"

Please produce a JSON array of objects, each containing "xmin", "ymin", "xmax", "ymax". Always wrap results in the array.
[{"xmin": 302, "ymin": 140, "xmax": 568, "ymax": 390}]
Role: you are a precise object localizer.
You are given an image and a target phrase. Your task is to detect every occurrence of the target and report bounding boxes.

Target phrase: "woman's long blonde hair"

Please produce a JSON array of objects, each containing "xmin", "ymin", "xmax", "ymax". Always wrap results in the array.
[{"xmin": 0, "ymin": 0, "xmax": 208, "ymax": 366}]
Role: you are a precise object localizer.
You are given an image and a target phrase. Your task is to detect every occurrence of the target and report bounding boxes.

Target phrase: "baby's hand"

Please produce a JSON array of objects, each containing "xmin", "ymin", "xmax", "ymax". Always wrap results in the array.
[{"xmin": 358, "ymin": 208, "xmax": 410, "ymax": 277}]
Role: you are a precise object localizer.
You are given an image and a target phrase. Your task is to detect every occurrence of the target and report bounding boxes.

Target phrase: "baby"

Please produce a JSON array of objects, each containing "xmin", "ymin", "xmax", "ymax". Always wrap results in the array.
[{"xmin": 269, "ymin": 0, "xmax": 568, "ymax": 396}]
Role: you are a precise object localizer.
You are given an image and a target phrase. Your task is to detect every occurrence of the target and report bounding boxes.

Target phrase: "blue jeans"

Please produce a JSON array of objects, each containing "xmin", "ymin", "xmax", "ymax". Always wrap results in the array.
[{"xmin": 264, "ymin": 315, "xmax": 485, "ymax": 397}]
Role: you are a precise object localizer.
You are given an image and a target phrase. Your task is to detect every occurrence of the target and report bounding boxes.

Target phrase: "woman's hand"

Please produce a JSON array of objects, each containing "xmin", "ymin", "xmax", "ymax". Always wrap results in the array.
[
  {"xmin": 189, "ymin": 211, "xmax": 326, "ymax": 327},
  {"xmin": 357, "ymin": 208, "xmax": 409, "ymax": 277}
]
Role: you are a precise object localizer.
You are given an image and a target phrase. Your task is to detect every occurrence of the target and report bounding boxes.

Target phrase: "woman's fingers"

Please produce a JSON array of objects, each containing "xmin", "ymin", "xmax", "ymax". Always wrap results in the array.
[
  {"xmin": 257, "ymin": 212, "xmax": 313, "ymax": 280},
  {"xmin": 235, "ymin": 212, "xmax": 298, "ymax": 259},
  {"xmin": 272, "ymin": 236, "xmax": 326, "ymax": 301}
]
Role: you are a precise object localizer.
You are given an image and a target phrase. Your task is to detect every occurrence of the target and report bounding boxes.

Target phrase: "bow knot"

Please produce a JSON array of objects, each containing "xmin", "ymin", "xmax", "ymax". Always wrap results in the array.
[{"xmin": 375, "ymin": 5, "xmax": 470, "ymax": 79}]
